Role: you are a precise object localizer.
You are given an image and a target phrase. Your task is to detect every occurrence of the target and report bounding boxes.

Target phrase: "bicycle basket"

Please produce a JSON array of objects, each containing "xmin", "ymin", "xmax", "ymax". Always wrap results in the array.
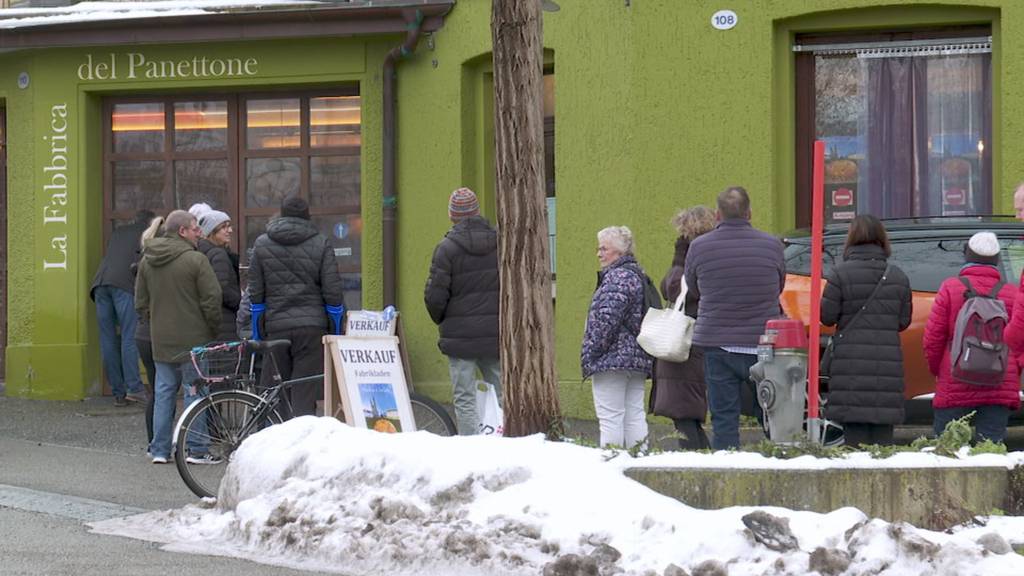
[{"xmin": 190, "ymin": 341, "xmax": 246, "ymax": 383}]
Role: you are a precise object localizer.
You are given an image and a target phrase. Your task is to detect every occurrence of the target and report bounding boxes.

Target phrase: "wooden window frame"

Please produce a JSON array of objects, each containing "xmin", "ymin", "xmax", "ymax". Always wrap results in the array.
[
  {"xmin": 102, "ymin": 86, "xmax": 361, "ymax": 270},
  {"xmin": 238, "ymin": 88, "xmax": 360, "ymax": 271},
  {"xmin": 103, "ymin": 93, "xmax": 239, "ymax": 246},
  {"xmin": 794, "ymin": 25, "xmax": 991, "ymax": 228}
]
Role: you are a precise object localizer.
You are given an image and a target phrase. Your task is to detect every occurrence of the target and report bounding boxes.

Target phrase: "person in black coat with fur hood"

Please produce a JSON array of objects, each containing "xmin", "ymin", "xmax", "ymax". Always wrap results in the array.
[
  {"xmin": 649, "ymin": 206, "xmax": 716, "ymax": 450},
  {"xmin": 821, "ymin": 215, "xmax": 912, "ymax": 448}
]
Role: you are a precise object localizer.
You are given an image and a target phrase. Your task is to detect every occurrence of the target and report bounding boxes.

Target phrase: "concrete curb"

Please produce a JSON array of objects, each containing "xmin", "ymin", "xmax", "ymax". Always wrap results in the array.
[{"xmin": 626, "ymin": 465, "xmax": 1016, "ymax": 530}]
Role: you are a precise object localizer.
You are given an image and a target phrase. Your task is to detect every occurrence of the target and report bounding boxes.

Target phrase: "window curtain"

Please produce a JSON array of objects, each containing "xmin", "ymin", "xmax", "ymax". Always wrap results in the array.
[{"xmin": 858, "ymin": 53, "xmax": 991, "ymax": 218}]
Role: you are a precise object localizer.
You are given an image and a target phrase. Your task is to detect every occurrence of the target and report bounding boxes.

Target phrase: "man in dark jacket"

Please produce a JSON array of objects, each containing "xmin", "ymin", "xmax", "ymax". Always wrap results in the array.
[
  {"xmin": 91, "ymin": 209, "xmax": 153, "ymax": 407},
  {"xmin": 136, "ymin": 209, "xmax": 222, "ymax": 464},
  {"xmin": 424, "ymin": 187, "xmax": 500, "ymax": 435},
  {"xmin": 248, "ymin": 196, "xmax": 345, "ymax": 417},
  {"xmin": 684, "ymin": 186, "xmax": 785, "ymax": 449}
]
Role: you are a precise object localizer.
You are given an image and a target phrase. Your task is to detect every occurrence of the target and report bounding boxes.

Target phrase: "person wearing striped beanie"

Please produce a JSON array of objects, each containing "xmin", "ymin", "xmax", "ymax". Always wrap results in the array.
[
  {"xmin": 425, "ymin": 187, "xmax": 502, "ymax": 435},
  {"xmin": 448, "ymin": 187, "xmax": 480, "ymax": 221}
]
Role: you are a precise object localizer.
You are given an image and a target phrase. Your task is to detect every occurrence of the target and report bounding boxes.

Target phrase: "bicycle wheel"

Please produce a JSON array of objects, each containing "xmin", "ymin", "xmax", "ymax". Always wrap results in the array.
[
  {"xmin": 409, "ymin": 392, "xmax": 457, "ymax": 436},
  {"xmin": 175, "ymin": 391, "xmax": 284, "ymax": 499}
]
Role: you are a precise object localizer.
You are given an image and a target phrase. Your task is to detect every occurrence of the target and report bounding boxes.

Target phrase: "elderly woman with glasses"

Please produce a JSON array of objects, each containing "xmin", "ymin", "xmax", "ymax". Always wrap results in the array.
[{"xmin": 581, "ymin": 225, "xmax": 654, "ymax": 448}]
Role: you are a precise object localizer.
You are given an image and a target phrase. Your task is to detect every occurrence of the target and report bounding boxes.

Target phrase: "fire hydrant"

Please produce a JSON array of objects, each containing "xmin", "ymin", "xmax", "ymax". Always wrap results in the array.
[{"xmin": 749, "ymin": 319, "xmax": 808, "ymax": 444}]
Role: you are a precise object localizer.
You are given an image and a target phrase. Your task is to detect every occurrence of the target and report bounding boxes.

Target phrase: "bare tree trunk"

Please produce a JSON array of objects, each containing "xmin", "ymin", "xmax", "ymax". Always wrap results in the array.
[{"xmin": 491, "ymin": 0, "xmax": 561, "ymax": 438}]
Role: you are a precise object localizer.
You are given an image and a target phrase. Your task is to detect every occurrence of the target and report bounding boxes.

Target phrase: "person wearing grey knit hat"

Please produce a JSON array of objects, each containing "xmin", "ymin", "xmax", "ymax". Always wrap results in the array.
[
  {"xmin": 196, "ymin": 208, "xmax": 240, "ymax": 341},
  {"xmin": 198, "ymin": 210, "xmax": 232, "ymax": 241}
]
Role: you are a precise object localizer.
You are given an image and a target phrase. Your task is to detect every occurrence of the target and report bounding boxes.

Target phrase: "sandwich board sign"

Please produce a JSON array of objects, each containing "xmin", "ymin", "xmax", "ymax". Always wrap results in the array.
[
  {"xmin": 323, "ymin": 308, "xmax": 415, "ymax": 432},
  {"xmin": 324, "ymin": 335, "xmax": 415, "ymax": 432}
]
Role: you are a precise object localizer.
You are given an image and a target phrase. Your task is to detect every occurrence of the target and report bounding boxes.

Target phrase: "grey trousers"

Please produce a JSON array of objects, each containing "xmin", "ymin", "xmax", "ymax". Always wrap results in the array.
[{"xmin": 448, "ymin": 356, "xmax": 502, "ymax": 435}]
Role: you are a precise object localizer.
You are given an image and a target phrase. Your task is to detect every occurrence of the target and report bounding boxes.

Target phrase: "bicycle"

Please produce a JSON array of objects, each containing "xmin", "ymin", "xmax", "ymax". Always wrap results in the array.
[{"xmin": 173, "ymin": 338, "xmax": 457, "ymax": 499}]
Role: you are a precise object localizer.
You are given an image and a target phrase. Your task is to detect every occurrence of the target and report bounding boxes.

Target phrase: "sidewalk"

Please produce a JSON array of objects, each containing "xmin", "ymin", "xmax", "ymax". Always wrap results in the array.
[
  {"xmin": 0, "ymin": 387, "xmax": 780, "ymax": 455},
  {"xmin": 0, "ymin": 389, "xmax": 151, "ymax": 456}
]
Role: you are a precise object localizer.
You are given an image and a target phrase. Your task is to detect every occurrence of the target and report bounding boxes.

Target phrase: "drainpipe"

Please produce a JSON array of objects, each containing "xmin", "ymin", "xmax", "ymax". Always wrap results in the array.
[{"xmin": 382, "ymin": 9, "xmax": 425, "ymax": 307}]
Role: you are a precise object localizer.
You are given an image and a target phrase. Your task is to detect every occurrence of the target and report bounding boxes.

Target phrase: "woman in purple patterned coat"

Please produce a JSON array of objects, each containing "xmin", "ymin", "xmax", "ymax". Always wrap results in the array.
[{"xmin": 581, "ymin": 226, "xmax": 654, "ymax": 448}]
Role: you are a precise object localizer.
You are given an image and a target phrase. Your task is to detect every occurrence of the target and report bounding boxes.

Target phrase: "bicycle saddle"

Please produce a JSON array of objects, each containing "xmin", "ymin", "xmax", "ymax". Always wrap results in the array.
[{"xmin": 247, "ymin": 339, "xmax": 292, "ymax": 352}]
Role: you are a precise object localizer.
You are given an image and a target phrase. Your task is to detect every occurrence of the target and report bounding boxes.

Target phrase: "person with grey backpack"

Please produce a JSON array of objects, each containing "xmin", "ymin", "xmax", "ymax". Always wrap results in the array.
[
  {"xmin": 924, "ymin": 231, "xmax": 1020, "ymax": 443},
  {"xmin": 821, "ymin": 215, "xmax": 912, "ymax": 448}
]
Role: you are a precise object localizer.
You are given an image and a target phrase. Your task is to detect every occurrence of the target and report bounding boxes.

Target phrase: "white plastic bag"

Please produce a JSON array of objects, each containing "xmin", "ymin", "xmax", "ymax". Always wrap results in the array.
[
  {"xmin": 475, "ymin": 381, "xmax": 504, "ymax": 436},
  {"xmin": 636, "ymin": 275, "xmax": 695, "ymax": 362}
]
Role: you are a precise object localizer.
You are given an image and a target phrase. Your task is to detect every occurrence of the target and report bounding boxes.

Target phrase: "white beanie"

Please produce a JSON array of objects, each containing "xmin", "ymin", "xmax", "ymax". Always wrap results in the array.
[
  {"xmin": 188, "ymin": 202, "xmax": 212, "ymax": 219},
  {"xmin": 966, "ymin": 231, "xmax": 1000, "ymax": 266},
  {"xmin": 968, "ymin": 231, "xmax": 1000, "ymax": 257},
  {"xmin": 198, "ymin": 210, "xmax": 231, "ymax": 237}
]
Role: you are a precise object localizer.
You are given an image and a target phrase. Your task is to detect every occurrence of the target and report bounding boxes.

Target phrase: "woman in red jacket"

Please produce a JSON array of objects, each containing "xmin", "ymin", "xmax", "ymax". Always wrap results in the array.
[{"xmin": 923, "ymin": 231, "xmax": 1020, "ymax": 443}]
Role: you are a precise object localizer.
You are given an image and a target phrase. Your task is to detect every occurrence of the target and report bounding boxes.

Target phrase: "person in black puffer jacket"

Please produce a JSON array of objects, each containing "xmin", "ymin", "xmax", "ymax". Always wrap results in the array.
[
  {"xmin": 424, "ymin": 187, "xmax": 500, "ymax": 436},
  {"xmin": 194, "ymin": 208, "xmax": 241, "ymax": 341},
  {"xmin": 821, "ymin": 214, "xmax": 912, "ymax": 448},
  {"xmin": 248, "ymin": 196, "xmax": 345, "ymax": 417}
]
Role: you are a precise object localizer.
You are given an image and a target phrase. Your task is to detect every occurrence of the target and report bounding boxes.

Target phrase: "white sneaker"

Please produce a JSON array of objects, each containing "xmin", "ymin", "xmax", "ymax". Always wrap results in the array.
[
  {"xmin": 185, "ymin": 454, "xmax": 223, "ymax": 465},
  {"xmin": 151, "ymin": 456, "xmax": 169, "ymax": 464}
]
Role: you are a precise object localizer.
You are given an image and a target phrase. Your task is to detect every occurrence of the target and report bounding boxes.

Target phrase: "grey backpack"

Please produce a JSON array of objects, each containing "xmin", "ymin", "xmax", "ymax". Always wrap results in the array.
[{"xmin": 949, "ymin": 277, "xmax": 1009, "ymax": 387}]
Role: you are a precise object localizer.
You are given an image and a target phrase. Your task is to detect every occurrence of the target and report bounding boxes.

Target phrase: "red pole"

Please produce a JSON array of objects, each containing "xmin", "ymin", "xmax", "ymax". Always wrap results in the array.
[{"xmin": 807, "ymin": 140, "xmax": 825, "ymax": 426}]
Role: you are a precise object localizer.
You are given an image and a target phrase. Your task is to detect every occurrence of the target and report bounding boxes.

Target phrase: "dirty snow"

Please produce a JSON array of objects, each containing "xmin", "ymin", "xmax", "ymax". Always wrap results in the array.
[
  {"xmin": 90, "ymin": 417, "xmax": 1024, "ymax": 575},
  {"xmin": 0, "ymin": 1, "xmax": 325, "ymax": 29}
]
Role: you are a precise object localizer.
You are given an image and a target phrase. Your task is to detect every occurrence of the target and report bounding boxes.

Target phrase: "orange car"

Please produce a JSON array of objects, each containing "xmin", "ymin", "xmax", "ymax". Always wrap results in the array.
[{"xmin": 780, "ymin": 217, "xmax": 1024, "ymax": 423}]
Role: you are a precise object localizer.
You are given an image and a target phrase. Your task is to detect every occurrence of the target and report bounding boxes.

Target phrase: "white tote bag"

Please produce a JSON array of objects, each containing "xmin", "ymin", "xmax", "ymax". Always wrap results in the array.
[
  {"xmin": 636, "ymin": 276, "xmax": 695, "ymax": 362},
  {"xmin": 476, "ymin": 381, "xmax": 505, "ymax": 436}
]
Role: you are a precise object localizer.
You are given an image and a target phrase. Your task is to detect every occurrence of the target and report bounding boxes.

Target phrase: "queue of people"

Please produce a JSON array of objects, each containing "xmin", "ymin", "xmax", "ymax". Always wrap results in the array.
[
  {"xmin": 581, "ymin": 185, "xmax": 1022, "ymax": 451},
  {"xmin": 94, "ymin": 197, "xmax": 346, "ymax": 463},
  {"xmin": 94, "ymin": 183, "xmax": 1024, "ymax": 453}
]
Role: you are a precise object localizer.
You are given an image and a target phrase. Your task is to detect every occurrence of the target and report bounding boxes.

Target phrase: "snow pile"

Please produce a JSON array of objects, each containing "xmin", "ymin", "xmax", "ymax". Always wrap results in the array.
[
  {"xmin": 90, "ymin": 417, "xmax": 1024, "ymax": 575},
  {"xmin": 0, "ymin": 1, "xmax": 323, "ymax": 29}
]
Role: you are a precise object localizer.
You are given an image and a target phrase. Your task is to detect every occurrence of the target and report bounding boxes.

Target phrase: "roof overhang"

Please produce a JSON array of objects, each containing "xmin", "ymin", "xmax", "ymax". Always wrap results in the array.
[{"xmin": 0, "ymin": 1, "xmax": 455, "ymax": 50}]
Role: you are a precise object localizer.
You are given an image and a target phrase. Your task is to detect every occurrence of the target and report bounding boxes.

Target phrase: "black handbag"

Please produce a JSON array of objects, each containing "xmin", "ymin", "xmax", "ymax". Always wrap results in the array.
[{"xmin": 820, "ymin": 264, "xmax": 891, "ymax": 383}]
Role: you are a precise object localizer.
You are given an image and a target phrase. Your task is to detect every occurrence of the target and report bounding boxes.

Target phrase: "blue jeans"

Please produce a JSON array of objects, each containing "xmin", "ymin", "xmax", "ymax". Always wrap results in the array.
[
  {"xmin": 94, "ymin": 285, "xmax": 143, "ymax": 399},
  {"xmin": 448, "ymin": 356, "xmax": 502, "ymax": 436},
  {"xmin": 704, "ymin": 347, "xmax": 762, "ymax": 450},
  {"xmin": 933, "ymin": 405, "xmax": 1011, "ymax": 443},
  {"xmin": 149, "ymin": 360, "xmax": 205, "ymax": 459}
]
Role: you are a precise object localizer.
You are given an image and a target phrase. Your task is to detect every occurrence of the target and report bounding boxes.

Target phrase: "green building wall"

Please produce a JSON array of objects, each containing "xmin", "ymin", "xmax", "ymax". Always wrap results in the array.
[
  {"xmin": 2, "ymin": 38, "xmax": 385, "ymax": 399},
  {"xmin": 1, "ymin": 1, "xmax": 1020, "ymax": 420},
  {"xmin": 397, "ymin": 0, "xmax": 1013, "ymax": 418}
]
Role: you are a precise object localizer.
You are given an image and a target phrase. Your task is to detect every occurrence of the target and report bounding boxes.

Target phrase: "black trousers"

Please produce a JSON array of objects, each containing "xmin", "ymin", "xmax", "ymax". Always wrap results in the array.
[
  {"xmin": 136, "ymin": 338, "xmax": 157, "ymax": 444},
  {"xmin": 842, "ymin": 422, "xmax": 894, "ymax": 448},
  {"xmin": 673, "ymin": 418, "xmax": 710, "ymax": 450},
  {"xmin": 262, "ymin": 328, "xmax": 325, "ymax": 418}
]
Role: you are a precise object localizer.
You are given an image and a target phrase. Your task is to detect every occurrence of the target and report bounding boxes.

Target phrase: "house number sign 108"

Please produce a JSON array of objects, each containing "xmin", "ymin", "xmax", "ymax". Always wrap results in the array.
[{"xmin": 711, "ymin": 10, "xmax": 738, "ymax": 30}]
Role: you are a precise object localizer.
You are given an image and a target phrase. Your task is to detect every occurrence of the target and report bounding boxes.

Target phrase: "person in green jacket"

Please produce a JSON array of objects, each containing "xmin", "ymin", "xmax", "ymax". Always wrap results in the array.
[{"xmin": 136, "ymin": 209, "xmax": 222, "ymax": 464}]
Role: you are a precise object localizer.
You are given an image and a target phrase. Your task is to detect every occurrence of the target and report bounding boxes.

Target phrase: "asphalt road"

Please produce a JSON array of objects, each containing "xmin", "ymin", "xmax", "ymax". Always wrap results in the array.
[{"xmin": 0, "ymin": 392, "xmax": 342, "ymax": 576}]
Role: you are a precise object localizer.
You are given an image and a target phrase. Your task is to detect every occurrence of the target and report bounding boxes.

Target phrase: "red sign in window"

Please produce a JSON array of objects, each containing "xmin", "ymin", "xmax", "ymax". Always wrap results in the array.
[
  {"xmin": 832, "ymin": 188, "xmax": 854, "ymax": 207},
  {"xmin": 944, "ymin": 188, "xmax": 966, "ymax": 206}
]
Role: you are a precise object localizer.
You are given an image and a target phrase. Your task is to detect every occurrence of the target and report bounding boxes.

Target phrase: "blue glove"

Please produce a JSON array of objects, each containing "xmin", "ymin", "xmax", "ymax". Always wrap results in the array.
[
  {"xmin": 250, "ymin": 303, "xmax": 266, "ymax": 341},
  {"xmin": 325, "ymin": 304, "xmax": 345, "ymax": 335}
]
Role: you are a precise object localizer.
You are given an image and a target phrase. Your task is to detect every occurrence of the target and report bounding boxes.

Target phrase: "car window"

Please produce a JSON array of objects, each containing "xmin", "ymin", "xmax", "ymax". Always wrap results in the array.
[
  {"xmin": 889, "ymin": 239, "xmax": 965, "ymax": 292},
  {"xmin": 788, "ymin": 230, "xmax": 1024, "ymax": 293},
  {"xmin": 1004, "ymin": 238, "xmax": 1024, "ymax": 284},
  {"xmin": 785, "ymin": 243, "xmax": 839, "ymax": 277}
]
